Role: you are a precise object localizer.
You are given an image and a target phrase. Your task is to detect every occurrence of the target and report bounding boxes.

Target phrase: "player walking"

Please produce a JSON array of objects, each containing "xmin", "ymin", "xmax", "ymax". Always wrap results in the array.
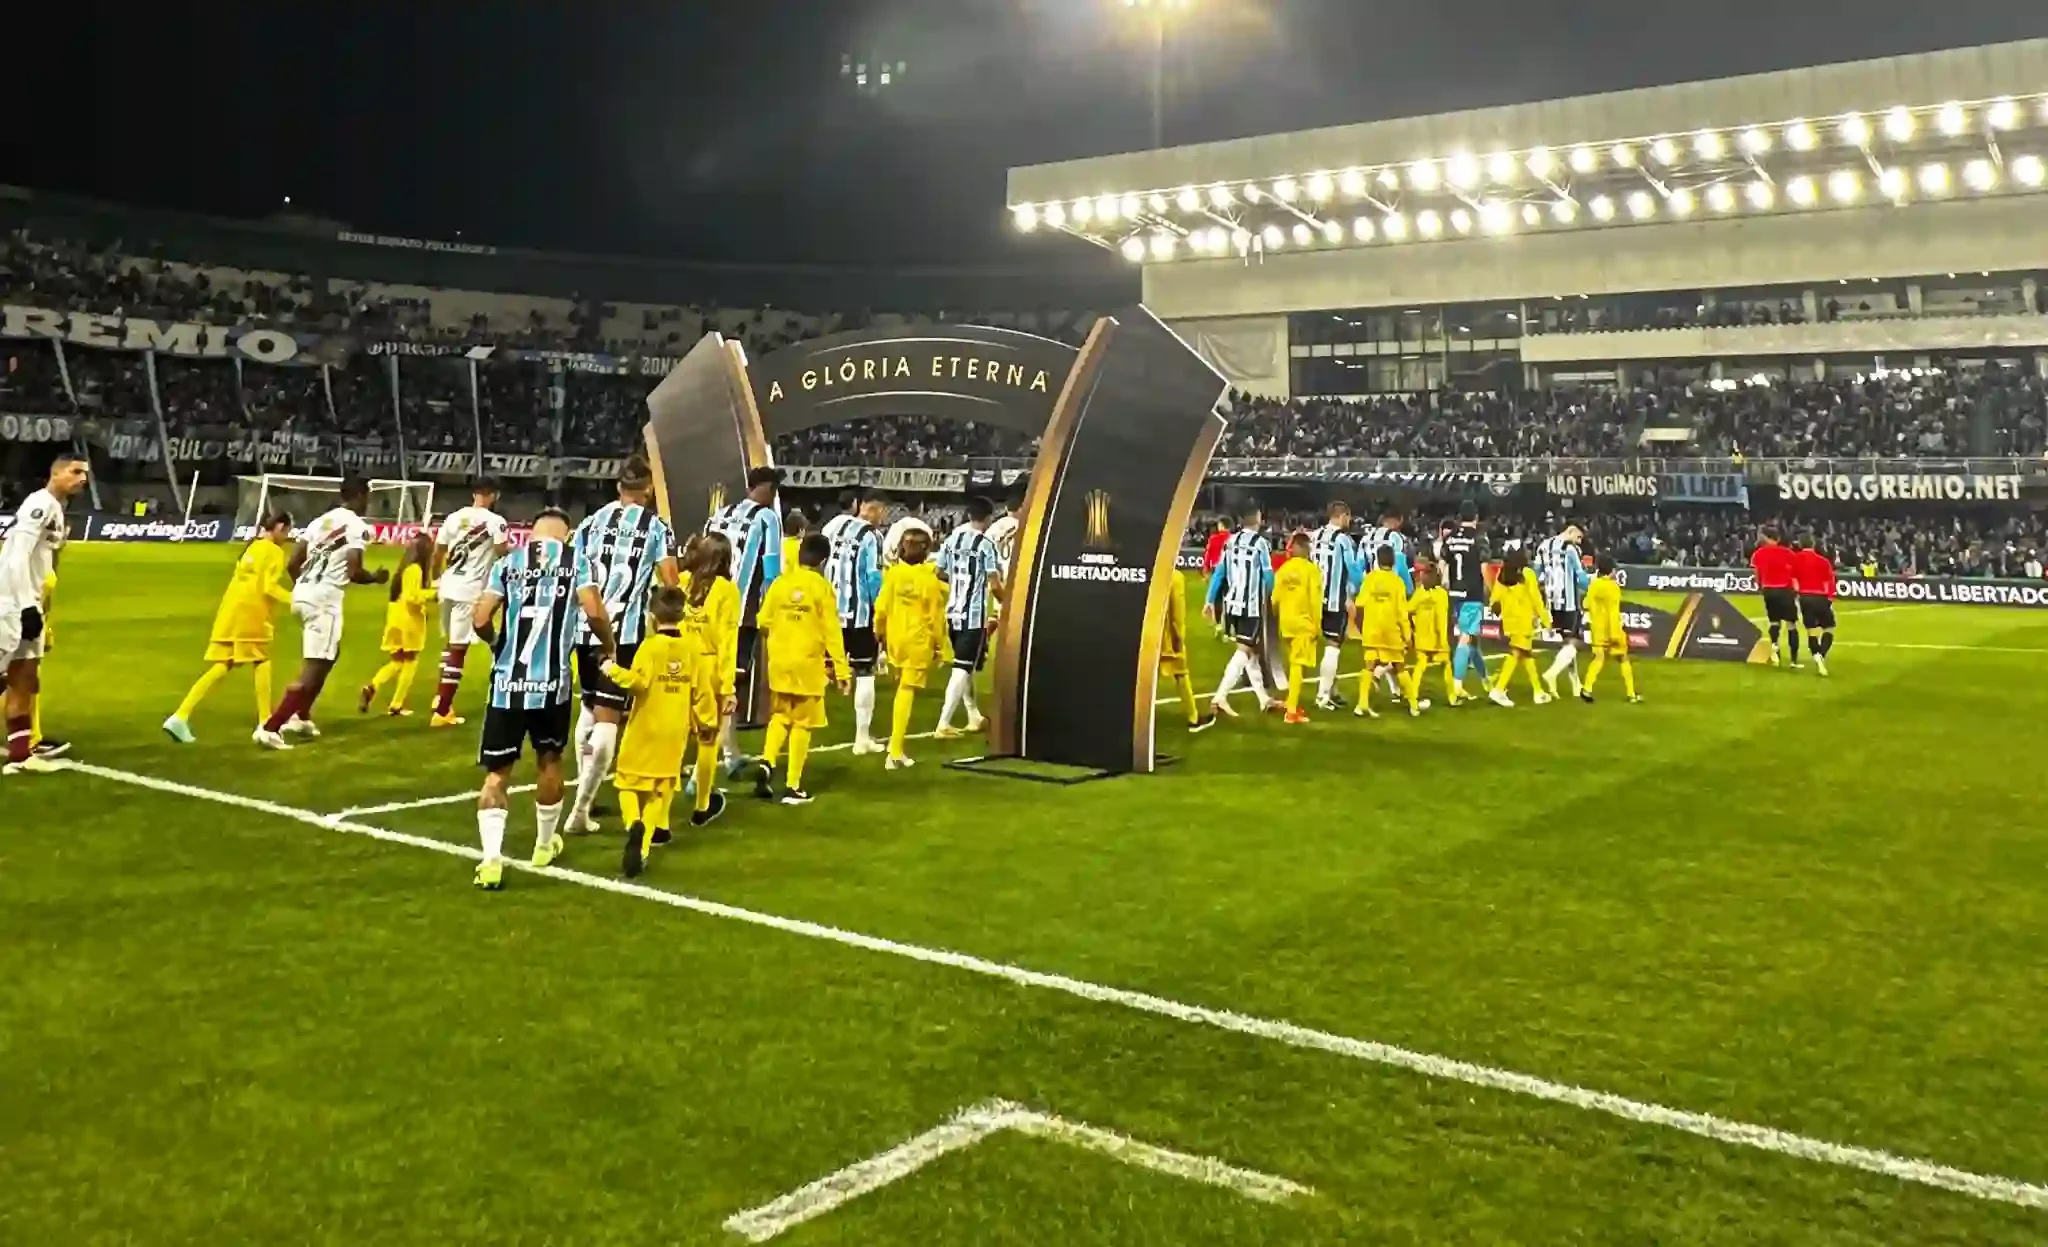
[
  {"xmin": 933, "ymin": 497, "xmax": 1005, "ymax": 739},
  {"xmin": 1202, "ymin": 503, "xmax": 1277, "ymax": 718},
  {"xmin": 1351, "ymin": 544, "xmax": 1411, "ymax": 720},
  {"xmin": 1751, "ymin": 525, "xmax": 1801, "ymax": 668},
  {"xmin": 1535, "ymin": 523, "xmax": 1589, "ymax": 700},
  {"xmin": 754, "ymin": 535, "xmax": 852, "ymax": 804},
  {"xmin": 164, "ymin": 513, "xmax": 295, "ymax": 743},
  {"xmin": 1437, "ymin": 504, "xmax": 1492, "ymax": 702},
  {"xmin": 1792, "ymin": 531, "xmax": 1838, "ymax": 677},
  {"xmin": 819, "ymin": 490, "xmax": 888, "ymax": 754},
  {"xmin": 469, "ymin": 509, "xmax": 616, "ymax": 890},
  {"xmin": 256, "ymin": 477, "xmax": 386, "ymax": 750},
  {"xmin": 1308, "ymin": 501, "xmax": 1360, "ymax": 711},
  {"xmin": 427, "ymin": 477, "xmax": 511, "ymax": 727},
  {"xmin": 563, "ymin": 457, "xmax": 679, "ymax": 834},
  {"xmin": 1581, "ymin": 554, "xmax": 1641, "ymax": 703},
  {"xmin": 707, "ymin": 465, "xmax": 785, "ymax": 771},
  {"xmin": 1, "ymin": 452, "xmax": 90, "ymax": 775}
]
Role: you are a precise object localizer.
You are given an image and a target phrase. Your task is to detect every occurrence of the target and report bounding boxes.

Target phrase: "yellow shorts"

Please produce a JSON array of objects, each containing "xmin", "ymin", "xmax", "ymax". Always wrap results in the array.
[
  {"xmin": 1283, "ymin": 634, "xmax": 1318, "ymax": 669},
  {"xmin": 381, "ymin": 628, "xmax": 425, "ymax": 655},
  {"xmin": 1413, "ymin": 648, "xmax": 1447, "ymax": 664},
  {"xmin": 205, "ymin": 639, "xmax": 270, "ymax": 665},
  {"xmin": 1365, "ymin": 645, "xmax": 1406, "ymax": 666},
  {"xmin": 895, "ymin": 664, "xmax": 931, "ymax": 691},
  {"xmin": 1590, "ymin": 636, "xmax": 1629, "ymax": 657},
  {"xmin": 1504, "ymin": 631, "xmax": 1535, "ymax": 652},
  {"xmin": 769, "ymin": 691, "xmax": 828, "ymax": 729},
  {"xmin": 615, "ymin": 776, "xmax": 680, "ymax": 798},
  {"xmin": 1158, "ymin": 652, "xmax": 1188, "ymax": 679}
]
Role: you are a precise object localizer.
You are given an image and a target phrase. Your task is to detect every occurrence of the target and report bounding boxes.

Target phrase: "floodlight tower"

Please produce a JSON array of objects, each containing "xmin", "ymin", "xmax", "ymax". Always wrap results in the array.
[{"xmin": 1120, "ymin": 0, "xmax": 1192, "ymax": 150}]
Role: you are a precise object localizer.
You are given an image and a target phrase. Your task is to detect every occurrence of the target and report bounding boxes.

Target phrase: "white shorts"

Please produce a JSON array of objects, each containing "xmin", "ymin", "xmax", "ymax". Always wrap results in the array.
[
  {"xmin": 294, "ymin": 596, "xmax": 344, "ymax": 662},
  {"xmin": 439, "ymin": 598, "xmax": 480, "ymax": 647},
  {"xmin": 0, "ymin": 604, "xmax": 44, "ymax": 665}
]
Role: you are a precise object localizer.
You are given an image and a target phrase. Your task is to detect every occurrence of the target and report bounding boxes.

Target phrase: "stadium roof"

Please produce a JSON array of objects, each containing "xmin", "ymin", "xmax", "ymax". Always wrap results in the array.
[{"xmin": 1005, "ymin": 39, "xmax": 2048, "ymax": 268}]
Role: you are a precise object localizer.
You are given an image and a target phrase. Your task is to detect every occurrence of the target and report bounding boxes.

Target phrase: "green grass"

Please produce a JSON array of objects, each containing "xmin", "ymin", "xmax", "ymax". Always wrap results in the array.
[{"xmin": 4, "ymin": 543, "xmax": 2046, "ymax": 1244}]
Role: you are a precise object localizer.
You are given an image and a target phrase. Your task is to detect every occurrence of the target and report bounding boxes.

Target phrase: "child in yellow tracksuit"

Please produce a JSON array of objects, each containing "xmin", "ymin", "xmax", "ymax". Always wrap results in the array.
[
  {"xmin": 1488, "ymin": 547, "xmax": 1553, "ymax": 706},
  {"xmin": 1271, "ymin": 532, "xmax": 1323, "ymax": 723},
  {"xmin": 1582, "ymin": 553, "xmax": 1640, "ymax": 704},
  {"xmin": 363, "ymin": 532, "xmax": 436, "ymax": 716},
  {"xmin": 1402, "ymin": 559, "xmax": 1455, "ymax": 713},
  {"xmin": 755, "ymin": 533, "xmax": 851, "ymax": 804},
  {"xmin": 673, "ymin": 534, "xmax": 741, "ymax": 827},
  {"xmin": 875, "ymin": 528, "xmax": 949, "ymax": 769},
  {"xmin": 1352, "ymin": 543, "xmax": 1412, "ymax": 720},
  {"xmin": 1158, "ymin": 570, "xmax": 1208, "ymax": 730},
  {"xmin": 603, "ymin": 586, "xmax": 699, "ymax": 877}
]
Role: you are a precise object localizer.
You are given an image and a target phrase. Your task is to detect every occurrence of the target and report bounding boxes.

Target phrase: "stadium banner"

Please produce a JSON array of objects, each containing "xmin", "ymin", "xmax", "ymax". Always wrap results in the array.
[
  {"xmin": 2, "ymin": 413, "xmax": 74, "ymax": 442},
  {"xmin": 1545, "ymin": 470, "xmax": 1747, "ymax": 505},
  {"xmin": 81, "ymin": 514, "xmax": 235, "ymax": 543},
  {"xmin": 363, "ymin": 339, "xmax": 686, "ymax": 377},
  {"xmin": 2, "ymin": 304, "xmax": 331, "ymax": 366},
  {"xmin": 335, "ymin": 230, "xmax": 497, "ymax": 256},
  {"xmin": 779, "ymin": 465, "xmax": 968, "ymax": 493},
  {"xmin": 362, "ymin": 341, "xmax": 491, "ymax": 360},
  {"xmin": 1474, "ymin": 593, "xmax": 1763, "ymax": 661},
  {"xmin": 1613, "ymin": 564, "xmax": 2048, "ymax": 610},
  {"xmin": 1769, "ymin": 468, "xmax": 2027, "ymax": 504},
  {"xmin": 1208, "ymin": 464, "xmax": 1525, "ymax": 497}
]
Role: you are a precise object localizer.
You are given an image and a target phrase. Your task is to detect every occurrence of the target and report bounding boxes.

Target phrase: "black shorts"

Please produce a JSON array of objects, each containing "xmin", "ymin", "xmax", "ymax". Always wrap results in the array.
[
  {"xmin": 1799, "ymin": 594, "xmax": 1836, "ymax": 630},
  {"xmin": 478, "ymin": 701, "xmax": 573, "ymax": 771},
  {"xmin": 578, "ymin": 642, "xmax": 638, "ymax": 712},
  {"xmin": 1320, "ymin": 608, "xmax": 1348, "ymax": 643},
  {"xmin": 842, "ymin": 625, "xmax": 878, "ymax": 676},
  {"xmin": 950, "ymin": 625, "xmax": 989, "ymax": 672},
  {"xmin": 1762, "ymin": 587, "xmax": 1800, "ymax": 624},
  {"xmin": 1223, "ymin": 613, "xmax": 1263, "ymax": 648},
  {"xmin": 1551, "ymin": 609, "xmax": 1584, "ymax": 639}
]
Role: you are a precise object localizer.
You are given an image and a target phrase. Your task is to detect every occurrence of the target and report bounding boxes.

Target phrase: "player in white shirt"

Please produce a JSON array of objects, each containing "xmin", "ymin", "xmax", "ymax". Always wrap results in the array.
[
  {"xmin": 1, "ymin": 452, "xmax": 90, "ymax": 775},
  {"xmin": 255, "ymin": 477, "xmax": 387, "ymax": 749},
  {"xmin": 883, "ymin": 513, "xmax": 934, "ymax": 566},
  {"xmin": 426, "ymin": 477, "xmax": 512, "ymax": 727}
]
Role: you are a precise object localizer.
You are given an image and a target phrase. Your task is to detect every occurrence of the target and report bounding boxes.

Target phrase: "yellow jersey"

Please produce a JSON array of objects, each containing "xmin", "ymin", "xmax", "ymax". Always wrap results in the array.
[
  {"xmin": 1407, "ymin": 583, "xmax": 1450, "ymax": 655},
  {"xmin": 1585, "ymin": 576, "xmax": 1626, "ymax": 648},
  {"xmin": 782, "ymin": 536, "xmax": 802, "ymax": 576},
  {"xmin": 876, "ymin": 561, "xmax": 949, "ymax": 671},
  {"xmin": 605, "ymin": 630, "xmax": 696, "ymax": 782},
  {"xmin": 1271, "ymin": 555, "xmax": 1323, "ymax": 640},
  {"xmin": 380, "ymin": 563, "xmax": 437, "ymax": 653},
  {"xmin": 759, "ymin": 566, "xmax": 850, "ymax": 698},
  {"xmin": 1489, "ymin": 567, "xmax": 1552, "ymax": 640},
  {"xmin": 1159, "ymin": 571, "xmax": 1189, "ymax": 669},
  {"xmin": 1354, "ymin": 567, "xmax": 1412, "ymax": 652},
  {"xmin": 209, "ymin": 539, "xmax": 293, "ymax": 644},
  {"xmin": 677, "ymin": 572, "xmax": 741, "ymax": 697}
]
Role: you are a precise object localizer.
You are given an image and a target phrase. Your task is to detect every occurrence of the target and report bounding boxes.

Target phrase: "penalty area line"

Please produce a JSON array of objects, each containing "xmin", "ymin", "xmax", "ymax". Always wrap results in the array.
[{"xmin": 47, "ymin": 757, "xmax": 2048, "ymax": 1215}]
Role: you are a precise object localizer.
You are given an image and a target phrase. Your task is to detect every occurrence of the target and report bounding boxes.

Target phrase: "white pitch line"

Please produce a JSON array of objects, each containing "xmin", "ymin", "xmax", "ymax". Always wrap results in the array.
[
  {"xmin": 723, "ymin": 1097, "xmax": 1311, "ymax": 1241},
  {"xmin": 1832, "ymin": 641, "xmax": 2048, "ymax": 653},
  {"xmin": 319, "ymin": 672, "xmax": 1372, "ymax": 822},
  {"xmin": 46, "ymin": 758, "xmax": 2048, "ymax": 1214}
]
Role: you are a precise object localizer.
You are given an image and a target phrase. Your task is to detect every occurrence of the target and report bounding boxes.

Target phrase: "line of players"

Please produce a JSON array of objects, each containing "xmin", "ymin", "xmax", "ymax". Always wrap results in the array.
[
  {"xmin": 1189, "ymin": 500, "xmax": 1641, "ymax": 726},
  {"xmin": 1750, "ymin": 525, "xmax": 1841, "ymax": 676}
]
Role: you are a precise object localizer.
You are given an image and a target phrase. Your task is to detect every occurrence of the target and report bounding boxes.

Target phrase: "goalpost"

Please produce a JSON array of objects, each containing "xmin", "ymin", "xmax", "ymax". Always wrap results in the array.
[{"xmin": 234, "ymin": 474, "xmax": 437, "ymax": 530}]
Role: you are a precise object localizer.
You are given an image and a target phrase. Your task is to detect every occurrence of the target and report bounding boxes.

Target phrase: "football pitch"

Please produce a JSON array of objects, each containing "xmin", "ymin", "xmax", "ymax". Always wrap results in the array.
[{"xmin": 5, "ymin": 543, "xmax": 2046, "ymax": 1245}]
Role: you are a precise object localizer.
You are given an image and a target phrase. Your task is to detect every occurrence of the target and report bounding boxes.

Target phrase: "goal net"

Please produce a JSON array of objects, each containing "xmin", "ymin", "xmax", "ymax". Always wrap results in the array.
[{"xmin": 234, "ymin": 475, "xmax": 437, "ymax": 530}]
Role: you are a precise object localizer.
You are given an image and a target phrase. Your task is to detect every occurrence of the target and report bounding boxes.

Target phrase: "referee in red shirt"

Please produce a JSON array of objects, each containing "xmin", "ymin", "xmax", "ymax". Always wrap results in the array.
[
  {"xmin": 1791, "ymin": 531, "xmax": 1838, "ymax": 678},
  {"xmin": 1202, "ymin": 519, "xmax": 1231, "ymax": 575},
  {"xmin": 1749, "ymin": 524, "xmax": 1802, "ymax": 668}
]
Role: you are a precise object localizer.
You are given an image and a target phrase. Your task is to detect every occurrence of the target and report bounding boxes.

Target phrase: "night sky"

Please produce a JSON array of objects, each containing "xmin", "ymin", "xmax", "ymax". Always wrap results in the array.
[{"xmin": 18, "ymin": 1, "xmax": 2043, "ymax": 267}]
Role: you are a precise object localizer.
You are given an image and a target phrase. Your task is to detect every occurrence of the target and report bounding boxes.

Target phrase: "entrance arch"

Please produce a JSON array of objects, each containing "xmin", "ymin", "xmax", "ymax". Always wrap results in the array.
[{"xmin": 642, "ymin": 309, "xmax": 1226, "ymax": 775}]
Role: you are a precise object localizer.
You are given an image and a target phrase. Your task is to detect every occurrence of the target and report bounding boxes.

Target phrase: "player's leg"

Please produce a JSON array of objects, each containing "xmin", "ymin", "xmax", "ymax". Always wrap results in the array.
[
  {"xmin": 475, "ymin": 766, "xmax": 512, "ymax": 890},
  {"xmin": 618, "ymin": 783, "xmax": 648, "ymax": 877},
  {"xmin": 784, "ymin": 700, "xmax": 815, "ymax": 803},
  {"xmin": 1786, "ymin": 621, "xmax": 1803, "ymax": 668},
  {"xmin": 1174, "ymin": 670, "xmax": 1202, "ymax": 727},
  {"xmin": 1524, "ymin": 645, "xmax": 1546, "ymax": 699},
  {"xmin": 388, "ymin": 654, "xmax": 421, "ymax": 714},
  {"xmin": 936, "ymin": 636, "xmax": 971, "ymax": 736},
  {"xmin": 1584, "ymin": 649, "xmax": 1607, "ymax": 696},
  {"xmin": 961, "ymin": 638, "xmax": 985, "ymax": 730},
  {"xmin": 1542, "ymin": 620, "xmax": 1578, "ymax": 696},
  {"xmin": 1489, "ymin": 649, "xmax": 1518, "ymax": 706},
  {"xmin": 567, "ymin": 659, "xmax": 623, "ymax": 831},
  {"xmin": 1442, "ymin": 655, "xmax": 1459, "ymax": 706},
  {"xmin": 690, "ymin": 725, "xmax": 726, "ymax": 823},
  {"xmin": 758, "ymin": 706, "xmax": 790, "ymax": 799},
  {"xmin": 1620, "ymin": 655, "xmax": 1639, "ymax": 701},
  {"xmin": 363, "ymin": 656, "xmax": 405, "ymax": 713},
  {"xmin": 252, "ymin": 661, "xmax": 274, "ymax": 729},
  {"xmin": 1352, "ymin": 659, "xmax": 1377, "ymax": 719},
  {"xmin": 4, "ymin": 657, "xmax": 37, "ymax": 768},
  {"xmin": 530, "ymin": 718, "xmax": 568, "ymax": 867},
  {"xmin": 1283, "ymin": 638, "xmax": 1306, "ymax": 718},
  {"xmin": 888, "ymin": 675, "xmax": 918, "ymax": 767},
  {"xmin": 1241, "ymin": 640, "xmax": 1273, "ymax": 710},
  {"xmin": 431, "ymin": 600, "xmax": 472, "ymax": 725},
  {"xmin": 1210, "ymin": 646, "xmax": 1246, "ymax": 715}
]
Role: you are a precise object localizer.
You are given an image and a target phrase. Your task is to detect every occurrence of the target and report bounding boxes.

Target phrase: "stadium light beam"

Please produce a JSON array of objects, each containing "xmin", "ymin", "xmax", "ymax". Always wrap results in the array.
[
  {"xmin": 2014, "ymin": 154, "xmax": 2046, "ymax": 188},
  {"xmin": 1588, "ymin": 194, "xmax": 1616, "ymax": 221},
  {"xmin": 1706, "ymin": 183, "xmax": 1737, "ymax": 212},
  {"xmin": 1786, "ymin": 175, "xmax": 1818, "ymax": 206},
  {"xmin": 1381, "ymin": 211, "xmax": 1408, "ymax": 240},
  {"xmin": 1918, "ymin": 162, "xmax": 1950, "ymax": 194},
  {"xmin": 1838, "ymin": 112, "xmax": 1870, "ymax": 146},
  {"xmin": 1740, "ymin": 127, "xmax": 1771, "ymax": 155},
  {"xmin": 1937, "ymin": 101, "xmax": 1968, "ymax": 136},
  {"xmin": 1785, "ymin": 119, "xmax": 1818, "ymax": 151},
  {"xmin": 1013, "ymin": 204, "xmax": 1039, "ymax": 231},
  {"xmin": 1988, "ymin": 98, "xmax": 2019, "ymax": 130},
  {"xmin": 1745, "ymin": 179, "xmax": 1775, "ymax": 209},
  {"xmin": 1827, "ymin": 169, "xmax": 1861, "ymax": 203},
  {"xmin": 1883, "ymin": 106, "xmax": 1914, "ymax": 142},
  {"xmin": 1415, "ymin": 209, "xmax": 1443, "ymax": 238},
  {"xmin": 1963, "ymin": 158, "xmax": 1998, "ymax": 191},
  {"xmin": 1446, "ymin": 152, "xmax": 1480, "ymax": 190},
  {"xmin": 1878, "ymin": 166, "xmax": 1908, "ymax": 199},
  {"xmin": 1569, "ymin": 145, "xmax": 1597, "ymax": 173}
]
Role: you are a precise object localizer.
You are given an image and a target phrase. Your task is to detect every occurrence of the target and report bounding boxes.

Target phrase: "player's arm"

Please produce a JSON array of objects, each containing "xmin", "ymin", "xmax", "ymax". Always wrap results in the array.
[
  {"xmin": 715, "ymin": 586, "xmax": 739, "ymax": 699},
  {"xmin": 873, "ymin": 568, "xmax": 896, "ymax": 645},
  {"xmin": 653, "ymin": 518, "xmax": 681, "ymax": 588},
  {"xmin": 286, "ymin": 539, "xmax": 307, "ymax": 580},
  {"xmin": 471, "ymin": 591, "xmax": 505, "ymax": 647},
  {"xmin": 858, "ymin": 535, "xmax": 882, "ymax": 603},
  {"xmin": 603, "ymin": 641, "xmax": 660, "ymax": 690},
  {"xmin": 1203, "ymin": 562, "xmax": 1227, "ymax": 619},
  {"xmin": 1531, "ymin": 575, "xmax": 1553, "ymax": 629},
  {"xmin": 757, "ymin": 511, "xmax": 783, "ymax": 585}
]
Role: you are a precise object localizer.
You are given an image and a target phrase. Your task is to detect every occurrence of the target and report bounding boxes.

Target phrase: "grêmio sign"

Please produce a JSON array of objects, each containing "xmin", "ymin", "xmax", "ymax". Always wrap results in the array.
[{"xmin": 2, "ymin": 304, "xmax": 323, "ymax": 365}]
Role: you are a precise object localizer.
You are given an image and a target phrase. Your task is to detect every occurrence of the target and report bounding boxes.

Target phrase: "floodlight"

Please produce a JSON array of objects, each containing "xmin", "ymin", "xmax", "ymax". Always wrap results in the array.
[
  {"xmin": 1569, "ymin": 146, "xmax": 1597, "ymax": 173},
  {"xmin": 1827, "ymin": 169, "xmax": 1861, "ymax": 203},
  {"xmin": 1937, "ymin": 102, "xmax": 1968, "ymax": 136},
  {"xmin": 1626, "ymin": 190, "xmax": 1656, "ymax": 219},
  {"xmin": 1339, "ymin": 168, "xmax": 1367, "ymax": 196},
  {"xmin": 1883, "ymin": 106, "xmax": 1914, "ymax": 142},
  {"xmin": 1095, "ymin": 194, "xmax": 1119, "ymax": 223},
  {"xmin": 1149, "ymin": 193, "xmax": 1169, "ymax": 212},
  {"xmin": 1416, "ymin": 209, "xmax": 1442, "ymax": 238},
  {"xmin": 1407, "ymin": 160, "xmax": 1439, "ymax": 190},
  {"xmin": 1013, "ymin": 204, "xmax": 1039, "ymax": 231},
  {"xmin": 1045, "ymin": 201, "xmax": 1067, "ymax": 227},
  {"xmin": 1446, "ymin": 152, "xmax": 1480, "ymax": 190},
  {"xmin": 1381, "ymin": 211, "xmax": 1408, "ymax": 240},
  {"xmin": 1551, "ymin": 198, "xmax": 1578, "ymax": 223},
  {"xmin": 1668, "ymin": 187, "xmax": 1696, "ymax": 215},
  {"xmin": 1878, "ymin": 167, "xmax": 1908, "ymax": 199},
  {"xmin": 1274, "ymin": 176, "xmax": 1299, "ymax": 202},
  {"xmin": 1526, "ymin": 147, "xmax": 1555, "ymax": 178},
  {"xmin": 1291, "ymin": 221, "xmax": 1311, "ymax": 245},
  {"xmin": 1650, "ymin": 138, "xmax": 1678, "ymax": 166},
  {"xmin": 1307, "ymin": 172, "xmax": 1333, "ymax": 202},
  {"xmin": 1588, "ymin": 194, "xmax": 1616, "ymax": 220},
  {"xmin": 1261, "ymin": 224, "xmax": 1284, "ymax": 248},
  {"xmin": 1481, "ymin": 201, "xmax": 1514, "ymax": 233},
  {"xmin": 1838, "ymin": 113, "xmax": 1869, "ymax": 146},
  {"xmin": 1694, "ymin": 130, "xmax": 1724, "ymax": 159},
  {"xmin": 1520, "ymin": 202, "xmax": 1542, "ymax": 226},
  {"xmin": 1486, "ymin": 150, "xmax": 1517, "ymax": 182},
  {"xmin": 1988, "ymin": 98, "xmax": 2019, "ymax": 130},
  {"xmin": 1918, "ymin": 162, "xmax": 1949, "ymax": 194},
  {"xmin": 1149, "ymin": 232, "xmax": 1176, "ymax": 259},
  {"xmin": 1119, "ymin": 193, "xmax": 1141, "ymax": 219},
  {"xmin": 1175, "ymin": 186, "xmax": 1200, "ymax": 212},
  {"xmin": 1610, "ymin": 143, "xmax": 1636, "ymax": 167},
  {"xmin": 1745, "ymin": 180, "xmax": 1774, "ymax": 209},
  {"xmin": 1352, "ymin": 216, "xmax": 1375, "ymax": 241},
  {"xmin": 1378, "ymin": 168, "xmax": 1401, "ymax": 189},
  {"xmin": 1072, "ymin": 197, "xmax": 1093, "ymax": 223},
  {"xmin": 1740, "ymin": 127, "xmax": 1771, "ymax": 155},
  {"xmin": 2013, "ymin": 154, "xmax": 2045, "ymax": 187},
  {"xmin": 1706, "ymin": 183, "xmax": 1736, "ymax": 212},
  {"xmin": 1120, "ymin": 236, "xmax": 1145, "ymax": 262},
  {"xmin": 1964, "ymin": 158, "xmax": 1997, "ymax": 191},
  {"xmin": 1321, "ymin": 218, "xmax": 1343, "ymax": 242},
  {"xmin": 1785, "ymin": 119, "xmax": 1817, "ymax": 150},
  {"xmin": 1449, "ymin": 207, "xmax": 1472, "ymax": 233},
  {"xmin": 1207, "ymin": 184, "xmax": 1232, "ymax": 208},
  {"xmin": 1786, "ymin": 175, "xmax": 1818, "ymax": 206}
]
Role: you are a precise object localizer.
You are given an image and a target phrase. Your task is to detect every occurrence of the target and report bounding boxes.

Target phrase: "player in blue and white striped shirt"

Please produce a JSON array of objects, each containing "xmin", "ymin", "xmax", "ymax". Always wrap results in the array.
[
  {"xmin": 1308, "ymin": 501, "xmax": 1362, "ymax": 710},
  {"xmin": 819, "ymin": 490, "xmax": 888, "ymax": 754},
  {"xmin": 1535, "ymin": 523, "xmax": 1591, "ymax": 698},
  {"xmin": 1202, "ymin": 503, "xmax": 1278, "ymax": 717},
  {"xmin": 707, "ymin": 465, "xmax": 785, "ymax": 767},
  {"xmin": 564, "ymin": 457, "xmax": 680, "ymax": 833},
  {"xmin": 469, "ymin": 509, "xmax": 616, "ymax": 890},
  {"xmin": 934, "ymin": 497, "xmax": 1006, "ymax": 738}
]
